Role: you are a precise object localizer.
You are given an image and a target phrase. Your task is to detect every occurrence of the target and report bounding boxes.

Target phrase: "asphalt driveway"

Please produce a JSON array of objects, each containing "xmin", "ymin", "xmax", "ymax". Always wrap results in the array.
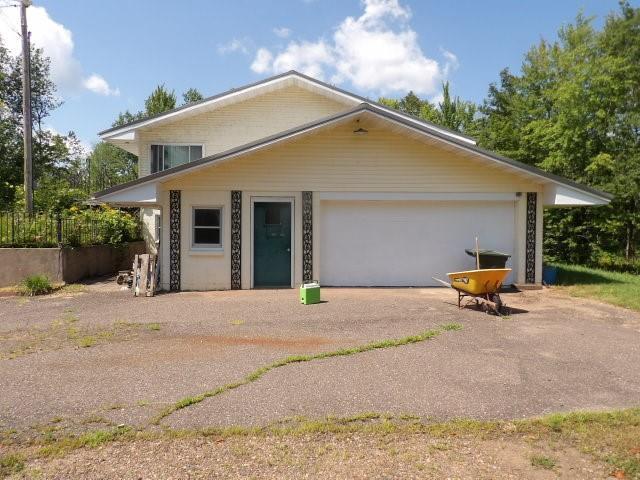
[{"xmin": 1, "ymin": 282, "xmax": 639, "ymax": 437}]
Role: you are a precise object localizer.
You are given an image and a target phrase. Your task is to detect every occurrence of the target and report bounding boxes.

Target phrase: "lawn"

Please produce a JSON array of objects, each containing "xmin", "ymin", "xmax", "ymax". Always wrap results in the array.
[{"xmin": 553, "ymin": 263, "xmax": 640, "ymax": 311}]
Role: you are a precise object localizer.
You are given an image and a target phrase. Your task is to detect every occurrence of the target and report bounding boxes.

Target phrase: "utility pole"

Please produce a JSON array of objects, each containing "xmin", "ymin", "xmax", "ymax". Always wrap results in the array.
[{"xmin": 20, "ymin": 0, "xmax": 33, "ymax": 214}]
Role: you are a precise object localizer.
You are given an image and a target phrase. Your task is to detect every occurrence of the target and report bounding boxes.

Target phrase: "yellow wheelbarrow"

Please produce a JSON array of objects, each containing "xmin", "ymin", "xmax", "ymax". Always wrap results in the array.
[{"xmin": 434, "ymin": 268, "xmax": 511, "ymax": 315}]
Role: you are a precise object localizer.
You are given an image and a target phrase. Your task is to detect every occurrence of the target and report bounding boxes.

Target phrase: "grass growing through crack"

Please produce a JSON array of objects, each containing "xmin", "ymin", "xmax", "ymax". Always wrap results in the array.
[{"xmin": 152, "ymin": 323, "xmax": 463, "ymax": 424}]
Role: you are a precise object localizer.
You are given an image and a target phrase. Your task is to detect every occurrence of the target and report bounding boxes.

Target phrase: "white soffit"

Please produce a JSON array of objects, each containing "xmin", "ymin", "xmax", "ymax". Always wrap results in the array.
[
  {"xmin": 543, "ymin": 184, "xmax": 609, "ymax": 207},
  {"xmin": 97, "ymin": 182, "xmax": 159, "ymax": 206}
]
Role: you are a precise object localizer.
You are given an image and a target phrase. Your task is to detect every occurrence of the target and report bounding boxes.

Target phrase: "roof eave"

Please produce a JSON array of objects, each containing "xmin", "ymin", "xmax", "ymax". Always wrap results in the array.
[
  {"xmin": 97, "ymin": 70, "xmax": 478, "ymax": 146},
  {"xmin": 93, "ymin": 103, "xmax": 612, "ymax": 206}
]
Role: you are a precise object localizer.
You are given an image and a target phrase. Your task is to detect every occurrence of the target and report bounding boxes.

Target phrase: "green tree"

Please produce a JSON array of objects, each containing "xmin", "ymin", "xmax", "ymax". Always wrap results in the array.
[
  {"xmin": 379, "ymin": 85, "xmax": 478, "ymax": 136},
  {"xmin": 0, "ymin": 39, "xmax": 77, "ymax": 209},
  {"xmin": 436, "ymin": 82, "xmax": 478, "ymax": 135},
  {"xmin": 144, "ymin": 84, "xmax": 176, "ymax": 116},
  {"xmin": 478, "ymin": 4, "xmax": 640, "ymax": 263},
  {"xmin": 88, "ymin": 142, "xmax": 137, "ymax": 192},
  {"xmin": 113, "ymin": 110, "xmax": 145, "ymax": 127},
  {"xmin": 182, "ymin": 87, "xmax": 204, "ymax": 104}
]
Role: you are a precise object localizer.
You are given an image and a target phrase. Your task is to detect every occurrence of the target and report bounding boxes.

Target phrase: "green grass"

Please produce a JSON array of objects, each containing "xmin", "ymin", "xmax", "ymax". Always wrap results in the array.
[
  {"xmin": 530, "ymin": 455, "xmax": 556, "ymax": 469},
  {"xmin": 18, "ymin": 274, "xmax": 52, "ymax": 296},
  {"xmin": 0, "ymin": 453, "xmax": 25, "ymax": 477},
  {"xmin": 152, "ymin": 323, "xmax": 463, "ymax": 425},
  {"xmin": 146, "ymin": 323, "xmax": 161, "ymax": 331},
  {"xmin": 37, "ymin": 426, "xmax": 133, "ymax": 458},
  {"xmin": 553, "ymin": 263, "xmax": 640, "ymax": 311}
]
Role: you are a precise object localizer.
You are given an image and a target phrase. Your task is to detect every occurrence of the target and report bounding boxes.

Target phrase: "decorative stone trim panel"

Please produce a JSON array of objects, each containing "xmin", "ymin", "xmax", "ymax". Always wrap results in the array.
[
  {"xmin": 169, "ymin": 190, "xmax": 181, "ymax": 291},
  {"xmin": 525, "ymin": 192, "xmax": 537, "ymax": 284},
  {"xmin": 231, "ymin": 191, "xmax": 242, "ymax": 290},
  {"xmin": 302, "ymin": 191, "xmax": 313, "ymax": 282}
]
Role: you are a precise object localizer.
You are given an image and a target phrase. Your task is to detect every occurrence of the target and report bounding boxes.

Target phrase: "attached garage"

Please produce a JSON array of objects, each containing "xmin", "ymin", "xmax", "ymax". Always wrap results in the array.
[{"xmin": 319, "ymin": 199, "xmax": 517, "ymax": 287}]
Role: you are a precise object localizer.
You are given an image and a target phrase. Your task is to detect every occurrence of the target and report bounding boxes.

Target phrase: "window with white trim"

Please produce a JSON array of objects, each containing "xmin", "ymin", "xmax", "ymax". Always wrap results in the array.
[
  {"xmin": 192, "ymin": 207, "xmax": 222, "ymax": 248},
  {"xmin": 151, "ymin": 144, "xmax": 203, "ymax": 173}
]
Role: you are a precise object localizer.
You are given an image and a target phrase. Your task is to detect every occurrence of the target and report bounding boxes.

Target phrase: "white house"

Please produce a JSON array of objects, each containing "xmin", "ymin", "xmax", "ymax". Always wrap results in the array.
[{"xmin": 93, "ymin": 71, "xmax": 612, "ymax": 291}]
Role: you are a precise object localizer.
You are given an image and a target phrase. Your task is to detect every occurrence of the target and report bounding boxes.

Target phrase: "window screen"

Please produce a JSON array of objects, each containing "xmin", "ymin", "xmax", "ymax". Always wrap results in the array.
[{"xmin": 150, "ymin": 145, "xmax": 204, "ymax": 173}]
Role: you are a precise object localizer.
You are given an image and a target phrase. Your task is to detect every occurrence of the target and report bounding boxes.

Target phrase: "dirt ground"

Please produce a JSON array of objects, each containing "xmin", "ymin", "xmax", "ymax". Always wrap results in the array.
[
  {"xmin": 1, "ymin": 280, "xmax": 639, "ymax": 478},
  {"xmin": 11, "ymin": 431, "xmax": 610, "ymax": 479}
]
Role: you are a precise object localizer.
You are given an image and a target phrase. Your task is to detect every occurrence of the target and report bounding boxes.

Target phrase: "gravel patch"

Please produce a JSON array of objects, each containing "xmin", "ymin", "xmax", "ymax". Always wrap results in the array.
[{"xmin": 14, "ymin": 432, "xmax": 609, "ymax": 479}]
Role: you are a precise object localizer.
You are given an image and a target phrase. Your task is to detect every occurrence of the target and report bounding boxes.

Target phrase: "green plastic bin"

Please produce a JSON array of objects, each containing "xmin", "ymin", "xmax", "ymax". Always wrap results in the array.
[
  {"xmin": 300, "ymin": 281, "xmax": 321, "ymax": 305},
  {"xmin": 465, "ymin": 249, "xmax": 511, "ymax": 269}
]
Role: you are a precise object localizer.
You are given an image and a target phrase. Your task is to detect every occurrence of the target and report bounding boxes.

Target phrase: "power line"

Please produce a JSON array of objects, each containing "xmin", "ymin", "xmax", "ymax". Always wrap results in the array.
[{"xmin": 0, "ymin": 5, "xmax": 21, "ymax": 37}]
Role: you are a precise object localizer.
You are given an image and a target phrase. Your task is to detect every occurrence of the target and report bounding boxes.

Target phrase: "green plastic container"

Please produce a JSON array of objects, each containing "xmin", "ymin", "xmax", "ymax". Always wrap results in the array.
[
  {"xmin": 300, "ymin": 281, "xmax": 321, "ymax": 305},
  {"xmin": 465, "ymin": 249, "xmax": 511, "ymax": 269}
]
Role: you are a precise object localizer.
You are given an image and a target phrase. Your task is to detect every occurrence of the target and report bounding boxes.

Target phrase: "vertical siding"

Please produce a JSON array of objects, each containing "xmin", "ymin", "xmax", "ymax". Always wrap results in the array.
[{"xmin": 137, "ymin": 86, "xmax": 349, "ymax": 177}]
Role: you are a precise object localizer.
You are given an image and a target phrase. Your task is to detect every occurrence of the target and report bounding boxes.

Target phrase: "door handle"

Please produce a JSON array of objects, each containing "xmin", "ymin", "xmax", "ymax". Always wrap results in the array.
[{"xmin": 286, "ymin": 248, "xmax": 291, "ymax": 252}]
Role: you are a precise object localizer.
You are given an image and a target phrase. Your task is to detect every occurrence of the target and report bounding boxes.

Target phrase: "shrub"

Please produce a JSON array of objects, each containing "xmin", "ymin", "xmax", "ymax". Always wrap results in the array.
[
  {"xmin": 19, "ymin": 274, "xmax": 52, "ymax": 296},
  {"xmin": 591, "ymin": 251, "xmax": 640, "ymax": 275},
  {"xmin": 93, "ymin": 206, "xmax": 140, "ymax": 245}
]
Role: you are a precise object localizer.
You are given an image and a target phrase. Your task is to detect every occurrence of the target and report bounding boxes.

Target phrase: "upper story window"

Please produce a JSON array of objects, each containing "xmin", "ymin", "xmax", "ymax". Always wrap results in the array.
[{"xmin": 150, "ymin": 144, "xmax": 203, "ymax": 173}]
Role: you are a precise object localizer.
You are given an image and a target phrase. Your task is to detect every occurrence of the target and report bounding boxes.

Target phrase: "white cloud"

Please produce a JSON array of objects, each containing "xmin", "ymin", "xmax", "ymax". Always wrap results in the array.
[
  {"xmin": 217, "ymin": 37, "xmax": 251, "ymax": 55},
  {"xmin": 250, "ymin": 48, "xmax": 274, "ymax": 74},
  {"xmin": 266, "ymin": 41, "xmax": 333, "ymax": 80},
  {"xmin": 83, "ymin": 74, "xmax": 120, "ymax": 96},
  {"xmin": 0, "ymin": 5, "xmax": 118, "ymax": 97},
  {"xmin": 441, "ymin": 49, "xmax": 459, "ymax": 77},
  {"xmin": 249, "ymin": 0, "xmax": 457, "ymax": 96},
  {"xmin": 273, "ymin": 27, "xmax": 291, "ymax": 38}
]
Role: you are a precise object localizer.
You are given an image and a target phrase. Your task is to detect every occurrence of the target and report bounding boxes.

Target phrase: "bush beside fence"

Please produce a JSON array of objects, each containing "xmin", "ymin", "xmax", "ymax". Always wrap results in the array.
[{"xmin": 0, "ymin": 208, "xmax": 142, "ymax": 248}]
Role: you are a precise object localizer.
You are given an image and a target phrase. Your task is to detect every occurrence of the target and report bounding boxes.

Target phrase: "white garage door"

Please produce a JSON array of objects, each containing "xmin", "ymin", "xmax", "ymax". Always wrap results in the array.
[{"xmin": 319, "ymin": 200, "xmax": 516, "ymax": 286}]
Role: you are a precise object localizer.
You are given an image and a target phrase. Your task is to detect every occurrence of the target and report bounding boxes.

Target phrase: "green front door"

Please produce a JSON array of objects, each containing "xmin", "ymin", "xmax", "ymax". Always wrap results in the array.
[{"xmin": 253, "ymin": 202, "xmax": 292, "ymax": 288}]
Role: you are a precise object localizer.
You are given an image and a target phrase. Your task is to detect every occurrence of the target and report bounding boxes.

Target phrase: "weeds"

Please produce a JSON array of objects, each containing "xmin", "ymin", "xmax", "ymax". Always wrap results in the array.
[
  {"xmin": 18, "ymin": 275, "xmax": 52, "ymax": 296},
  {"xmin": 153, "ymin": 324, "xmax": 462, "ymax": 424},
  {"xmin": 38, "ymin": 426, "xmax": 133, "ymax": 457},
  {"xmin": 4, "ymin": 408, "xmax": 640, "ymax": 477},
  {"xmin": 1, "ymin": 315, "xmax": 163, "ymax": 360},
  {"xmin": 531, "ymin": 455, "xmax": 556, "ymax": 469},
  {"xmin": 0, "ymin": 453, "xmax": 25, "ymax": 476},
  {"xmin": 77, "ymin": 336, "xmax": 96, "ymax": 348}
]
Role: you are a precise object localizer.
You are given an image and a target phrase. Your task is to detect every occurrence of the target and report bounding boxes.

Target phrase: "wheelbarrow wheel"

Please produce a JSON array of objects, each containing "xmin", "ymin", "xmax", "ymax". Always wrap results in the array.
[{"xmin": 482, "ymin": 293, "xmax": 502, "ymax": 315}]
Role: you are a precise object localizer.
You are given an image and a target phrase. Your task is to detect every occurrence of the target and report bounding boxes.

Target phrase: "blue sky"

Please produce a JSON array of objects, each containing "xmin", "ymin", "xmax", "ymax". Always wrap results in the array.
[{"xmin": 0, "ymin": 0, "xmax": 631, "ymax": 149}]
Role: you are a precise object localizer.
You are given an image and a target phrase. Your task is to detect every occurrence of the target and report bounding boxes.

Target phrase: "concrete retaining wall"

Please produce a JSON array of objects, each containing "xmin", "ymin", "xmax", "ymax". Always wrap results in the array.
[{"xmin": 0, "ymin": 241, "xmax": 146, "ymax": 286}]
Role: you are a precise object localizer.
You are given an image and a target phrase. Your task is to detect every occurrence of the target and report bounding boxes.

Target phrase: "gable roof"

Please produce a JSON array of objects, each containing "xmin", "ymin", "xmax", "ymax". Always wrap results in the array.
[
  {"xmin": 98, "ymin": 70, "xmax": 476, "ymax": 146},
  {"xmin": 93, "ymin": 102, "xmax": 612, "ymax": 204}
]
